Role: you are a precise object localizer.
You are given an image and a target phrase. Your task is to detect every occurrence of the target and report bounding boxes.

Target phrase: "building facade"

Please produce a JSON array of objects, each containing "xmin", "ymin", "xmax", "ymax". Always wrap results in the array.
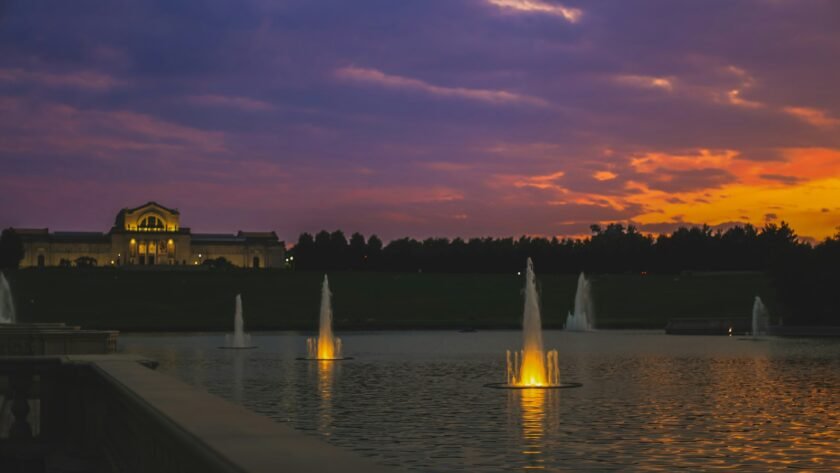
[{"xmin": 15, "ymin": 202, "xmax": 285, "ymax": 268}]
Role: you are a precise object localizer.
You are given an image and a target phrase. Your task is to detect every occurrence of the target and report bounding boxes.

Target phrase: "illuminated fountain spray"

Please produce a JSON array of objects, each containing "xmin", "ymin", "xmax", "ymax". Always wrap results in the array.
[
  {"xmin": 223, "ymin": 294, "xmax": 255, "ymax": 348},
  {"xmin": 752, "ymin": 296, "xmax": 769, "ymax": 337},
  {"xmin": 0, "ymin": 272, "xmax": 15, "ymax": 324},
  {"xmin": 306, "ymin": 275, "xmax": 344, "ymax": 360},
  {"xmin": 504, "ymin": 259, "xmax": 561, "ymax": 387},
  {"xmin": 564, "ymin": 272, "xmax": 593, "ymax": 331}
]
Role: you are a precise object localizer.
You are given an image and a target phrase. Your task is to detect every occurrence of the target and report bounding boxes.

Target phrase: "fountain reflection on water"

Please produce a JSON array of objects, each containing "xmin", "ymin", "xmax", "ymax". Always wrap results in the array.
[
  {"xmin": 564, "ymin": 272, "xmax": 593, "ymax": 331},
  {"xmin": 315, "ymin": 360, "xmax": 336, "ymax": 433},
  {"xmin": 232, "ymin": 350, "xmax": 246, "ymax": 402},
  {"xmin": 518, "ymin": 388, "xmax": 548, "ymax": 470},
  {"xmin": 122, "ymin": 332, "xmax": 840, "ymax": 471},
  {"xmin": 0, "ymin": 272, "xmax": 16, "ymax": 324},
  {"xmin": 305, "ymin": 275, "xmax": 346, "ymax": 360}
]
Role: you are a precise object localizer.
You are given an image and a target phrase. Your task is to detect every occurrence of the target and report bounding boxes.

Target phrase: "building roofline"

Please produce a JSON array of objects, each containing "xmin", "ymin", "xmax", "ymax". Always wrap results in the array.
[{"xmin": 121, "ymin": 201, "xmax": 180, "ymax": 215}]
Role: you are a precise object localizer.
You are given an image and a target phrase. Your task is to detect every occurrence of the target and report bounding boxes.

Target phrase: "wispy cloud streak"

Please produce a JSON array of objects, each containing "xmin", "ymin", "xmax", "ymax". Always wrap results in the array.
[
  {"xmin": 335, "ymin": 66, "xmax": 548, "ymax": 107},
  {"xmin": 485, "ymin": 0, "xmax": 582, "ymax": 22},
  {"xmin": 783, "ymin": 107, "xmax": 840, "ymax": 128}
]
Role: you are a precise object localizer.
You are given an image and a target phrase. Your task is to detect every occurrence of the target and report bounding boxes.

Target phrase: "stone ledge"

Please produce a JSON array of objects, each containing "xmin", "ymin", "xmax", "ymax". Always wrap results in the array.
[{"xmin": 90, "ymin": 358, "xmax": 398, "ymax": 473}]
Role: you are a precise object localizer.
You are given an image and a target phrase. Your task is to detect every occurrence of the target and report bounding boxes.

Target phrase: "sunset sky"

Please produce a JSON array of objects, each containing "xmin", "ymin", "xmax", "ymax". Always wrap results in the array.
[{"xmin": 1, "ymin": 0, "xmax": 839, "ymax": 242}]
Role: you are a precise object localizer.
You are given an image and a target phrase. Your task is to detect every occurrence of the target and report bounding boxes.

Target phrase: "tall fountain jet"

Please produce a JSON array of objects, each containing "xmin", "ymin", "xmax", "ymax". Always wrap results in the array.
[
  {"xmin": 0, "ymin": 272, "xmax": 15, "ymax": 324},
  {"xmin": 223, "ymin": 294, "xmax": 254, "ymax": 348},
  {"xmin": 752, "ymin": 296, "xmax": 769, "ymax": 337},
  {"xmin": 306, "ymin": 275, "xmax": 343, "ymax": 360},
  {"xmin": 505, "ymin": 258, "xmax": 560, "ymax": 387},
  {"xmin": 564, "ymin": 272, "xmax": 593, "ymax": 331}
]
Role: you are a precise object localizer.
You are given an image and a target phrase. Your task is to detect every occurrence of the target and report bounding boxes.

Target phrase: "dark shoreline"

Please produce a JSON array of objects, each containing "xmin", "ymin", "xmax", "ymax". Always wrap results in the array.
[{"xmin": 113, "ymin": 325, "xmax": 840, "ymax": 337}]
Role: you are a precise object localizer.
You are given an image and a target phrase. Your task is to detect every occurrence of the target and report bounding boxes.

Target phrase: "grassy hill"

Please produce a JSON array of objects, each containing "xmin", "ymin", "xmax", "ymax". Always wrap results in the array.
[{"xmin": 2, "ymin": 268, "xmax": 778, "ymax": 331}]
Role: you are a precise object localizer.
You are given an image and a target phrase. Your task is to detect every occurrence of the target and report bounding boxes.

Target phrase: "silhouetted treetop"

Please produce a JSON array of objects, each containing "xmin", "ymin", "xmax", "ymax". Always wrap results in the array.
[{"xmin": 288, "ymin": 222, "xmax": 823, "ymax": 275}]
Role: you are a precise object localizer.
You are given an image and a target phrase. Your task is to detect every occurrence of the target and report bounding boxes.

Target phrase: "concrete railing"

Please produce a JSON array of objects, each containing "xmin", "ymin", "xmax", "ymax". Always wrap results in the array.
[
  {"xmin": 0, "ymin": 355, "xmax": 399, "ymax": 473},
  {"xmin": 0, "ymin": 323, "xmax": 118, "ymax": 356}
]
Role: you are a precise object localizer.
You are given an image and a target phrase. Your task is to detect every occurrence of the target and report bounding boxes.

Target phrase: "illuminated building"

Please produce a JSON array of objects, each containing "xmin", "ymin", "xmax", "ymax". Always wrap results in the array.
[{"xmin": 14, "ymin": 202, "xmax": 284, "ymax": 268}]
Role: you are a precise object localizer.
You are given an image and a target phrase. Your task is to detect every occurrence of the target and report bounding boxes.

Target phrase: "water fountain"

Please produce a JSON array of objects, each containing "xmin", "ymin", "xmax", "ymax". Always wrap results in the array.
[
  {"xmin": 0, "ymin": 272, "xmax": 15, "ymax": 324},
  {"xmin": 751, "ymin": 296, "xmax": 769, "ymax": 337},
  {"xmin": 486, "ymin": 259, "xmax": 580, "ymax": 389},
  {"xmin": 300, "ymin": 275, "xmax": 350, "ymax": 360},
  {"xmin": 221, "ymin": 294, "xmax": 256, "ymax": 349},
  {"xmin": 564, "ymin": 272, "xmax": 593, "ymax": 331}
]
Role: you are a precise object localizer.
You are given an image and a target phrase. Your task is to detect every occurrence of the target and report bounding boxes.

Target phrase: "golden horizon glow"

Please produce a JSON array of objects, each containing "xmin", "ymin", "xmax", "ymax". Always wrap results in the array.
[
  {"xmin": 625, "ymin": 148, "xmax": 840, "ymax": 240},
  {"xmin": 491, "ymin": 147, "xmax": 840, "ymax": 240}
]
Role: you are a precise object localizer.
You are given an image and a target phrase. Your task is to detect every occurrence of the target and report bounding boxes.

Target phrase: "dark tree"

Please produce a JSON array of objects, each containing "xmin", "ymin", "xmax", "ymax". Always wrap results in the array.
[
  {"xmin": 366, "ymin": 234, "xmax": 383, "ymax": 269},
  {"xmin": 0, "ymin": 228, "xmax": 24, "ymax": 269},
  {"xmin": 292, "ymin": 233, "xmax": 315, "ymax": 270},
  {"xmin": 770, "ymin": 229, "xmax": 840, "ymax": 325},
  {"xmin": 313, "ymin": 230, "xmax": 332, "ymax": 269},
  {"xmin": 329, "ymin": 230, "xmax": 349, "ymax": 269},
  {"xmin": 348, "ymin": 232, "xmax": 367, "ymax": 270}
]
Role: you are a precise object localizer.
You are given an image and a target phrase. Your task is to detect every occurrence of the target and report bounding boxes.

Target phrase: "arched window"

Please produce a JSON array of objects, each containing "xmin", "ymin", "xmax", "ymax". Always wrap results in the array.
[{"xmin": 138, "ymin": 215, "xmax": 165, "ymax": 231}]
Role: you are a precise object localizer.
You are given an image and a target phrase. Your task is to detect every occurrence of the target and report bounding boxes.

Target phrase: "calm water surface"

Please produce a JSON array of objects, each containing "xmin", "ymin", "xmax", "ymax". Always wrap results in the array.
[{"xmin": 121, "ymin": 331, "xmax": 840, "ymax": 471}]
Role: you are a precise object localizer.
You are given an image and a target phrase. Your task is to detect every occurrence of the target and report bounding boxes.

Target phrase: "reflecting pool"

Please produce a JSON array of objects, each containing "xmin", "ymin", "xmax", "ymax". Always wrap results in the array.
[{"xmin": 121, "ymin": 331, "xmax": 840, "ymax": 471}]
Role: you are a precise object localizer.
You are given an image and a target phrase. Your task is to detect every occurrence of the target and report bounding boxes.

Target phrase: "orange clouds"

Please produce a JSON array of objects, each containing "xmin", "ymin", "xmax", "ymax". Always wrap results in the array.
[
  {"xmin": 614, "ymin": 75, "xmax": 674, "ymax": 91},
  {"xmin": 486, "ymin": 147, "xmax": 839, "ymax": 240},
  {"xmin": 593, "ymin": 171, "xmax": 618, "ymax": 181},
  {"xmin": 783, "ymin": 107, "xmax": 840, "ymax": 129},
  {"xmin": 627, "ymin": 148, "xmax": 840, "ymax": 239},
  {"xmin": 514, "ymin": 171, "xmax": 567, "ymax": 189}
]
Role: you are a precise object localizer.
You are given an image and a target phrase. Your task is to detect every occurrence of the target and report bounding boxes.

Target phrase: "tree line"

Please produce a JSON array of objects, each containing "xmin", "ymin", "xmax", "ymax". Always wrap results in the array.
[
  {"xmin": 290, "ymin": 222, "xmax": 839, "ymax": 325},
  {"xmin": 290, "ymin": 222, "xmax": 828, "ymax": 274}
]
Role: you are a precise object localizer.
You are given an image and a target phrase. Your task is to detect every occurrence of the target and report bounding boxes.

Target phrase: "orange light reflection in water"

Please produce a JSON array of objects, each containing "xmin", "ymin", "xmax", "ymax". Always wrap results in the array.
[
  {"xmin": 519, "ymin": 388, "xmax": 547, "ymax": 470},
  {"xmin": 316, "ymin": 360, "xmax": 335, "ymax": 434}
]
